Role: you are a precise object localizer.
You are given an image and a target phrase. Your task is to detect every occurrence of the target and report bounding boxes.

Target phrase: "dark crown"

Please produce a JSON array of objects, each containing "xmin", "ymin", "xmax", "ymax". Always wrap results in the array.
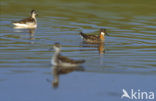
[
  {"xmin": 31, "ymin": 10, "xmax": 36, "ymax": 14},
  {"xmin": 100, "ymin": 28, "xmax": 106, "ymax": 32},
  {"xmin": 54, "ymin": 43, "xmax": 61, "ymax": 48}
]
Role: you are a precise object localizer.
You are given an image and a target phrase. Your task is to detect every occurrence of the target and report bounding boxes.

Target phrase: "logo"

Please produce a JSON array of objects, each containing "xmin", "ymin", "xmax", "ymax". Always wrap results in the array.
[{"xmin": 121, "ymin": 89, "xmax": 155, "ymax": 100}]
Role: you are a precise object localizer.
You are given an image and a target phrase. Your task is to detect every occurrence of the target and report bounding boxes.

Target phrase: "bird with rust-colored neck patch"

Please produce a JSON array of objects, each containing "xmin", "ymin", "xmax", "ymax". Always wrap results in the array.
[
  {"xmin": 51, "ymin": 43, "xmax": 85, "ymax": 67},
  {"xmin": 80, "ymin": 28, "xmax": 109, "ymax": 43},
  {"xmin": 12, "ymin": 10, "xmax": 38, "ymax": 28}
]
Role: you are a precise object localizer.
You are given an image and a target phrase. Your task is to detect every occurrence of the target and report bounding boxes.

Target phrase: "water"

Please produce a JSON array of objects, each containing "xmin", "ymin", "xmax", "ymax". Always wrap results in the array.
[{"xmin": 0, "ymin": 0, "xmax": 156, "ymax": 101}]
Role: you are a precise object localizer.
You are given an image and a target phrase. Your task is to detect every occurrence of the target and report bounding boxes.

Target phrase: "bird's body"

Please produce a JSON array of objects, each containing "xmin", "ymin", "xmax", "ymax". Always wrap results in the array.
[
  {"xmin": 80, "ymin": 32, "xmax": 102, "ymax": 43},
  {"xmin": 52, "ymin": 43, "xmax": 85, "ymax": 67},
  {"xmin": 80, "ymin": 29, "xmax": 109, "ymax": 43},
  {"xmin": 12, "ymin": 10, "xmax": 38, "ymax": 28}
]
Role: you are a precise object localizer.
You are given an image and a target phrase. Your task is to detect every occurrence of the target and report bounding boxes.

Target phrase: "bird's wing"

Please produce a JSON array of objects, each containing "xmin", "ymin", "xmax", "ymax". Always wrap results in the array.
[
  {"xmin": 86, "ymin": 35, "xmax": 99, "ymax": 40},
  {"xmin": 13, "ymin": 17, "xmax": 35, "ymax": 24},
  {"xmin": 80, "ymin": 32, "xmax": 99, "ymax": 40},
  {"xmin": 58, "ymin": 54, "xmax": 85, "ymax": 64}
]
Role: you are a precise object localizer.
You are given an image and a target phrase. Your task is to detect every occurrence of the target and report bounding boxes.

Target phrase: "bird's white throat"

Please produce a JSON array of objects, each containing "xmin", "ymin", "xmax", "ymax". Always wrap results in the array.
[{"xmin": 101, "ymin": 32, "xmax": 105, "ymax": 36}]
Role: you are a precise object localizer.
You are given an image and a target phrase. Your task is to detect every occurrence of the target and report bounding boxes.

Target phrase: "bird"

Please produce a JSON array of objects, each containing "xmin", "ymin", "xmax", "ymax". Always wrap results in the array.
[
  {"xmin": 12, "ymin": 10, "xmax": 38, "ymax": 28},
  {"xmin": 51, "ymin": 43, "xmax": 85, "ymax": 67},
  {"xmin": 80, "ymin": 28, "xmax": 109, "ymax": 43}
]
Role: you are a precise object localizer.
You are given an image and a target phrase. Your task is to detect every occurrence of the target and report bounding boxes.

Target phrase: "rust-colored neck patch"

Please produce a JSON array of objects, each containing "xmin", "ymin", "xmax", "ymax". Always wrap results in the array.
[{"xmin": 100, "ymin": 34, "xmax": 104, "ymax": 40}]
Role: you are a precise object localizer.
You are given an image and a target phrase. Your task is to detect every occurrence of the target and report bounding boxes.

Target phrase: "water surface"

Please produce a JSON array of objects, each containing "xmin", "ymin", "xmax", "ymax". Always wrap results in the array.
[{"xmin": 0, "ymin": 0, "xmax": 156, "ymax": 101}]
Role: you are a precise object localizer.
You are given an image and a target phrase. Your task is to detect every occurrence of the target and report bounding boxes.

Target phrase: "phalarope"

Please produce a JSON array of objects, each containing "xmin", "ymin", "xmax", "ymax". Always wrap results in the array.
[
  {"xmin": 12, "ymin": 10, "xmax": 38, "ymax": 28},
  {"xmin": 51, "ymin": 43, "xmax": 85, "ymax": 67},
  {"xmin": 80, "ymin": 28, "xmax": 109, "ymax": 43}
]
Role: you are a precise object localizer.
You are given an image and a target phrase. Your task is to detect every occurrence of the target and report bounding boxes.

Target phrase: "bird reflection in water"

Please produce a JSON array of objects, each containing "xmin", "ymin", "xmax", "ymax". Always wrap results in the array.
[
  {"xmin": 80, "ymin": 42, "xmax": 106, "ymax": 65},
  {"xmin": 13, "ymin": 27, "xmax": 36, "ymax": 42},
  {"xmin": 81, "ymin": 41, "xmax": 105, "ymax": 55},
  {"xmin": 52, "ymin": 65, "xmax": 84, "ymax": 88},
  {"xmin": 28, "ymin": 28, "xmax": 35, "ymax": 40}
]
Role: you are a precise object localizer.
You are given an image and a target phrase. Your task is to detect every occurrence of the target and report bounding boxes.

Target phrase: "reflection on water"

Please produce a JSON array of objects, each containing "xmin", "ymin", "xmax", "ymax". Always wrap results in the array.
[
  {"xmin": 13, "ymin": 28, "xmax": 36, "ymax": 41},
  {"xmin": 0, "ymin": 0, "xmax": 156, "ymax": 101},
  {"xmin": 80, "ymin": 42, "xmax": 105, "ymax": 65},
  {"xmin": 52, "ymin": 66, "xmax": 84, "ymax": 88},
  {"xmin": 81, "ymin": 41, "xmax": 105, "ymax": 55},
  {"xmin": 28, "ymin": 29, "xmax": 35, "ymax": 40},
  {"xmin": 0, "ymin": 0, "xmax": 156, "ymax": 72}
]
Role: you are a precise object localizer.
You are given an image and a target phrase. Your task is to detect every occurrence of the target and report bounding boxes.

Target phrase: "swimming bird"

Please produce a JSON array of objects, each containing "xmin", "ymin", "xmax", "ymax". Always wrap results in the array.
[
  {"xmin": 80, "ymin": 28, "xmax": 109, "ymax": 43},
  {"xmin": 51, "ymin": 43, "xmax": 85, "ymax": 67},
  {"xmin": 12, "ymin": 10, "xmax": 38, "ymax": 28}
]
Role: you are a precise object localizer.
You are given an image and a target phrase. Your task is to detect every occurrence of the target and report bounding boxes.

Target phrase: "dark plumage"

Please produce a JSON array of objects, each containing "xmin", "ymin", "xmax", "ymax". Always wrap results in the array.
[
  {"xmin": 80, "ymin": 28, "xmax": 109, "ymax": 43},
  {"xmin": 58, "ymin": 54, "xmax": 85, "ymax": 64},
  {"xmin": 12, "ymin": 10, "xmax": 38, "ymax": 28},
  {"xmin": 13, "ymin": 17, "xmax": 36, "ymax": 24},
  {"xmin": 80, "ymin": 32, "xmax": 99, "ymax": 41},
  {"xmin": 52, "ymin": 43, "xmax": 85, "ymax": 66}
]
